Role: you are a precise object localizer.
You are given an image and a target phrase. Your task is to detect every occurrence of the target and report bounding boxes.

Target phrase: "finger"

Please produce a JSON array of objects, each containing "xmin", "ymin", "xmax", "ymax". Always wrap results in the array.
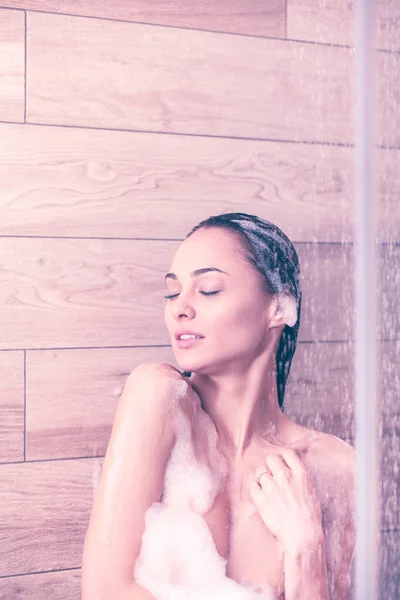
[
  {"xmin": 278, "ymin": 448, "xmax": 305, "ymax": 473},
  {"xmin": 249, "ymin": 475, "xmax": 275, "ymax": 507},
  {"xmin": 255, "ymin": 466, "xmax": 276, "ymax": 491},
  {"xmin": 255, "ymin": 464, "xmax": 272, "ymax": 480},
  {"xmin": 249, "ymin": 479, "xmax": 269, "ymax": 505},
  {"xmin": 265, "ymin": 454, "xmax": 291, "ymax": 477},
  {"xmin": 265, "ymin": 454, "xmax": 290, "ymax": 473}
]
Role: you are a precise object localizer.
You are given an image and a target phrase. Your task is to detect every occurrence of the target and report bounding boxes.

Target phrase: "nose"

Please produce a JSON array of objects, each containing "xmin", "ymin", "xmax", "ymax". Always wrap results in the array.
[
  {"xmin": 170, "ymin": 292, "xmax": 196, "ymax": 320},
  {"xmin": 172, "ymin": 304, "xmax": 195, "ymax": 320}
]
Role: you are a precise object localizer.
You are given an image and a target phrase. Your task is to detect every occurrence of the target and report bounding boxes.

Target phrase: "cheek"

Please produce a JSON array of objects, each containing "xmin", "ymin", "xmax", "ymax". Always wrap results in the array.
[{"xmin": 218, "ymin": 306, "xmax": 259, "ymax": 342}]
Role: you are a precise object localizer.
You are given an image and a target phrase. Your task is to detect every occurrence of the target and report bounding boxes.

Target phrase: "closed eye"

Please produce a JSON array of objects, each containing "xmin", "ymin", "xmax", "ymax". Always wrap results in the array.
[{"xmin": 164, "ymin": 291, "xmax": 220, "ymax": 299}]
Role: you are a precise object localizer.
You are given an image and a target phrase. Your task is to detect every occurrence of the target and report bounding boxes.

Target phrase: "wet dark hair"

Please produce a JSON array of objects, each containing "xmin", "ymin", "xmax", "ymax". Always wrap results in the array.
[{"xmin": 182, "ymin": 212, "xmax": 302, "ymax": 410}]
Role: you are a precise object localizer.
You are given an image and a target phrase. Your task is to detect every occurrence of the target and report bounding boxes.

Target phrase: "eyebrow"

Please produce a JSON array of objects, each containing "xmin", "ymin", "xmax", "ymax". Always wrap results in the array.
[{"xmin": 165, "ymin": 267, "xmax": 230, "ymax": 281}]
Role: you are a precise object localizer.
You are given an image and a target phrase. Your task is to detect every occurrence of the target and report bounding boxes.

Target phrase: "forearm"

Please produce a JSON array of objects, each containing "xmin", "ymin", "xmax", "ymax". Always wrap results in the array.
[
  {"xmin": 81, "ymin": 372, "xmax": 176, "ymax": 598},
  {"xmin": 284, "ymin": 528, "xmax": 330, "ymax": 600}
]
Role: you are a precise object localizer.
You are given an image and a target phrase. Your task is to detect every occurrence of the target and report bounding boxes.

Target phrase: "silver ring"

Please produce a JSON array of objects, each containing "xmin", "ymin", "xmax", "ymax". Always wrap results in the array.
[{"xmin": 256, "ymin": 470, "xmax": 270, "ymax": 483}]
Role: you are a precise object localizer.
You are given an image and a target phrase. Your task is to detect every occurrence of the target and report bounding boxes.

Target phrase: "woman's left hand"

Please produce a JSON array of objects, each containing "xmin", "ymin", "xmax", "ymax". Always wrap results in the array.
[{"xmin": 248, "ymin": 447, "xmax": 323, "ymax": 550}]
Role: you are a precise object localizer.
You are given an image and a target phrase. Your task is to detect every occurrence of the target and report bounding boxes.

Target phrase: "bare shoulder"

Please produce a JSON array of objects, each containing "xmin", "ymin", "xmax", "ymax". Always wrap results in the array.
[
  {"xmin": 289, "ymin": 426, "xmax": 356, "ymax": 598},
  {"xmin": 291, "ymin": 422, "xmax": 355, "ymax": 473},
  {"xmin": 307, "ymin": 429, "xmax": 355, "ymax": 478},
  {"xmin": 298, "ymin": 428, "xmax": 356, "ymax": 521},
  {"xmin": 307, "ymin": 433, "xmax": 356, "ymax": 597}
]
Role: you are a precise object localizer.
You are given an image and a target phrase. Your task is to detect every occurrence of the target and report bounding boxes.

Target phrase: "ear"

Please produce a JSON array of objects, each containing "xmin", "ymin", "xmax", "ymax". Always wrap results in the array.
[
  {"xmin": 268, "ymin": 296, "xmax": 287, "ymax": 329},
  {"xmin": 271, "ymin": 310, "xmax": 287, "ymax": 329},
  {"xmin": 272, "ymin": 294, "xmax": 298, "ymax": 328}
]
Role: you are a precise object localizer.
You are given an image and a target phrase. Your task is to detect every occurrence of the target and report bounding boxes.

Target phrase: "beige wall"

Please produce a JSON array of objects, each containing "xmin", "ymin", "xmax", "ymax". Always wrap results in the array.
[{"xmin": 0, "ymin": 2, "xmax": 398, "ymax": 598}]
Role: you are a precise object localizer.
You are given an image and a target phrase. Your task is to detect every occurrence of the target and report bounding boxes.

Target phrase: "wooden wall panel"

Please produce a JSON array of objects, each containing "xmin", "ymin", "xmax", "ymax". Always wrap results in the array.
[
  {"xmin": 377, "ymin": 50, "xmax": 400, "ymax": 150},
  {"xmin": 287, "ymin": 0, "xmax": 400, "ymax": 51},
  {"xmin": 23, "ymin": 340, "xmax": 399, "ymax": 531},
  {"xmin": 26, "ymin": 11, "xmax": 357, "ymax": 145},
  {"xmin": 0, "ymin": 8, "xmax": 25, "ymax": 122},
  {"xmin": 0, "ymin": 351, "xmax": 24, "ymax": 463},
  {"xmin": 25, "ymin": 12, "xmax": 400, "ymax": 148},
  {"xmin": 0, "ymin": 458, "xmax": 98, "ymax": 576},
  {"xmin": 0, "ymin": 238, "xmax": 397, "ymax": 351},
  {"xmin": 26, "ymin": 346, "xmax": 174, "ymax": 460},
  {"xmin": 25, "ymin": 342, "xmax": 357, "ymax": 462},
  {"xmin": 0, "ymin": 122, "xmax": 356, "ymax": 243},
  {"xmin": 0, "ymin": 1, "xmax": 286, "ymax": 38},
  {"xmin": 286, "ymin": 340, "xmax": 400, "ymax": 532},
  {"xmin": 0, "ymin": 4, "xmax": 396, "ymax": 597},
  {"xmin": 0, "ymin": 456, "xmax": 397, "ymax": 587},
  {"xmin": 286, "ymin": 341, "xmax": 400, "ymax": 439},
  {"xmin": 0, "ymin": 503, "xmax": 397, "ymax": 599},
  {"xmin": 26, "ymin": 340, "xmax": 400, "ymax": 455},
  {"xmin": 0, "ymin": 569, "xmax": 81, "ymax": 600},
  {"xmin": 1, "ymin": 123, "xmax": 399, "ymax": 243},
  {"xmin": 0, "ymin": 413, "xmax": 397, "ymax": 583},
  {"xmin": 379, "ymin": 530, "xmax": 400, "ymax": 600}
]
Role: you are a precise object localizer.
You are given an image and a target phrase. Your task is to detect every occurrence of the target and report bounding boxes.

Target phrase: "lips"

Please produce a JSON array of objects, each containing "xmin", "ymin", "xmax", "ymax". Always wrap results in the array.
[{"xmin": 175, "ymin": 330, "xmax": 204, "ymax": 340}]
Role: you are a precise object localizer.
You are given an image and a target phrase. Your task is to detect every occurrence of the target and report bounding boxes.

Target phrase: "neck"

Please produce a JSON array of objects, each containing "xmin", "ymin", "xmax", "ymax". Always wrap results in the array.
[{"xmin": 189, "ymin": 356, "xmax": 290, "ymax": 460}]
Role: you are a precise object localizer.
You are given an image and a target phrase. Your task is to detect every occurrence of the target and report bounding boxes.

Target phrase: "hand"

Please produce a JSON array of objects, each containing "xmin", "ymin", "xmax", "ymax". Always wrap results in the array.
[{"xmin": 248, "ymin": 446, "xmax": 323, "ymax": 550}]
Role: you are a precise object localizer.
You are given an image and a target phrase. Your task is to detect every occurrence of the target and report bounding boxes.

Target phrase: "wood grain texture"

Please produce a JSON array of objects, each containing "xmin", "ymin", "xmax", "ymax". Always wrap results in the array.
[
  {"xmin": 0, "ymin": 534, "xmax": 398, "ymax": 600},
  {"xmin": 0, "ymin": 8, "xmax": 25, "ymax": 122},
  {"xmin": 376, "ymin": 50, "xmax": 400, "ymax": 150},
  {"xmin": 0, "ymin": 238, "xmax": 398, "ymax": 351},
  {"xmin": 0, "ymin": 122, "xmax": 355, "ymax": 243},
  {"xmin": 0, "ymin": 0, "xmax": 286, "ymax": 38},
  {"xmin": 286, "ymin": 341, "xmax": 400, "ymax": 439},
  {"xmin": 25, "ymin": 342, "xmax": 354, "ymax": 461},
  {"xmin": 379, "ymin": 530, "xmax": 400, "ymax": 600},
  {"xmin": 25, "ymin": 11, "xmax": 357, "ymax": 145},
  {"xmin": 1, "ymin": 123, "xmax": 399, "ymax": 244},
  {"xmin": 0, "ymin": 409, "xmax": 397, "ymax": 583},
  {"xmin": 0, "ymin": 457, "xmax": 99, "ymax": 577},
  {"xmin": 24, "ymin": 342, "xmax": 355, "ymax": 462},
  {"xmin": 0, "ymin": 568, "xmax": 81, "ymax": 600},
  {"xmin": 287, "ymin": 0, "xmax": 400, "ymax": 51},
  {"xmin": 26, "ymin": 346, "xmax": 174, "ymax": 460},
  {"xmin": 286, "ymin": 340, "xmax": 400, "ymax": 531},
  {"xmin": 0, "ymin": 351, "xmax": 24, "ymax": 462}
]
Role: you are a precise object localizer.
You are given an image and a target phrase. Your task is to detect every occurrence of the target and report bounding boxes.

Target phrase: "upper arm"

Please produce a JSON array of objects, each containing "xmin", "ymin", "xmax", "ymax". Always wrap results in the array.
[
  {"xmin": 81, "ymin": 364, "xmax": 178, "ymax": 599},
  {"xmin": 324, "ymin": 443, "xmax": 356, "ymax": 600}
]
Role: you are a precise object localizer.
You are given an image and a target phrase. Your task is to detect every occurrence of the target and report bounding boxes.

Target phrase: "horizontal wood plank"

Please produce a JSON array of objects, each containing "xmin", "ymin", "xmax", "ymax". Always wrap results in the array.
[
  {"xmin": 25, "ymin": 11, "xmax": 358, "ymax": 145},
  {"xmin": 0, "ymin": 351, "xmax": 24, "ymax": 462},
  {"xmin": 26, "ymin": 346, "xmax": 174, "ymax": 460},
  {"xmin": 376, "ymin": 50, "xmax": 400, "ymax": 150},
  {"xmin": 0, "ymin": 568, "xmax": 80, "ymax": 600},
  {"xmin": 287, "ymin": 0, "xmax": 400, "ymax": 51},
  {"xmin": 25, "ymin": 342, "xmax": 358, "ymax": 461},
  {"xmin": 0, "ymin": 457, "xmax": 99, "ymax": 576},
  {"xmin": 379, "ymin": 530, "xmax": 400, "ymax": 600},
  {"xmin": 0, "ymin": 238, "xmax": 398, "ymax": 351},
  {"xmin": 24, "ymin": 340, "xmax": 399, "ymax": 532},
  {"xmin": 27, "ymin": 343, "xmax": 355, "ymax": 460},
  {"xmin": 286, "ymin": 340, "xmax": 400, "ymax": 440},
  {"xmin": 25, "ymin": 12, "xmax": 400, "ymax": 147},
  {"xmin": 0, "ymin": 122, "xmax": 355, "ymax": 243},
  {"xmin": 0, "ymin": 1, "xmax": 286, "ymax": 38},
  {"xmin": 0, "ymin": 442, "xmax": 397, "ymax": 579},
  {"xmin": 0, "ymin": 8, "xmax": 25, "ymax": 122},
  {"xmin": 1, "ymin": 123, "xmax": 399, "ymax": 244},
  {"xmin": 0, "ymin": 530, "xmax": 397, "ymax": 599}
]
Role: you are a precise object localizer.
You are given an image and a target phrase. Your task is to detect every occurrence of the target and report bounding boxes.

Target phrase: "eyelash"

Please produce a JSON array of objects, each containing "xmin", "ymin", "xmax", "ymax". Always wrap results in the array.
[{"xmin": 164, "ymin": 291, "xmax": 220, "ymax": 300}]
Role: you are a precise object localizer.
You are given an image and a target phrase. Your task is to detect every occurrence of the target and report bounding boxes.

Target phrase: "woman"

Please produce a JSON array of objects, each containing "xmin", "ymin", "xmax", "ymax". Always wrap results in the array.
[{"xmin": 81, "ymin": 212, "xmax": 356, "ymax": 600}]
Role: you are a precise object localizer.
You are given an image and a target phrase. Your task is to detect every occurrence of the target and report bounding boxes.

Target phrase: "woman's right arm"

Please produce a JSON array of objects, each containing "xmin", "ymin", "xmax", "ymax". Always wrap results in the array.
[{"xmin": 81, "ymin": 362, "xmax": 190, "ymax": 600}]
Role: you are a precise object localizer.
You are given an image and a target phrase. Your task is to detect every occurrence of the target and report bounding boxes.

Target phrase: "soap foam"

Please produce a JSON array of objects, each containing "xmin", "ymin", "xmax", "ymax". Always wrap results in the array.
[{"xmin": 133, "ymin": 395, "xmax": 276, "ymax": 600}]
